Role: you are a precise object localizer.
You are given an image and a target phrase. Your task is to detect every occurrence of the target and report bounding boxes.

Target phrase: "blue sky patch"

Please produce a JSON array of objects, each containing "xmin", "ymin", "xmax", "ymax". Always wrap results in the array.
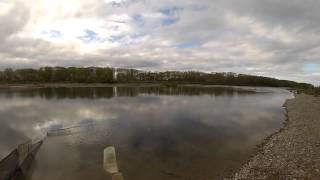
[
  {"xmin": 162, "ymin": 18, "xmax": 179, "ymax": 26},
  {"xmin": 159, "ymin": 6, "xmax": 183, "ymax": 16},
  {"xmin": 110, "ymin": 0, "xmax": 137, "ymax": 8},
  {"xmin": 189, "ymin": 4, "xmax": 208, "ymax": 11},
  {"xmin": 159, "ymin": 6, "xmax": 182, "ymax": 26},
  {"xmin": 41, "ymin": 30, "xmax": 63, "ymax": 38},
  {"xmin": 78, "ymin": 29, "xmax": 106, "ymax": 43},
  {"xmin": 131, "ymin": 32, "xmax": 146, "ymax": 39},
  {"xmin": 109, "ymin": 34, "xmax": 125, "ymax": 42},
  {"xmin": 132, "ymin": 14, "xmax": 145, "ymax": 26},
  {"xmin": 304, "ymin": 63, "xmax": 318, "ymax": 72},
  {"xmin": 174, "ymin": 42, "xmax": 200, "ymax": 49}
]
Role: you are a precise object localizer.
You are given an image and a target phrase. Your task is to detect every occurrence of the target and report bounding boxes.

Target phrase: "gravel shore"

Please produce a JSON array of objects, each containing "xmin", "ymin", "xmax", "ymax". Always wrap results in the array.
[{"xmin": 230, "ymin": 94, "xmax": 320, "ymax": 179}]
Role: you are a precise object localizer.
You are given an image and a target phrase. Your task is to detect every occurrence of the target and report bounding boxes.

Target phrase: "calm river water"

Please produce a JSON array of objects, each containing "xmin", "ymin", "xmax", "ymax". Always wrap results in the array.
[{"xmin": 0, "ymin": 85, "xmax": 292, "ymax": 179}]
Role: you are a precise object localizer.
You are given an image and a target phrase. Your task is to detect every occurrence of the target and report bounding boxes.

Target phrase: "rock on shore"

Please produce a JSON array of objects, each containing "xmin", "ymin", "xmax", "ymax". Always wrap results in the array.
[{"xmin": 230, "ymin": 94, "xmax": 320, "ymax": 179}]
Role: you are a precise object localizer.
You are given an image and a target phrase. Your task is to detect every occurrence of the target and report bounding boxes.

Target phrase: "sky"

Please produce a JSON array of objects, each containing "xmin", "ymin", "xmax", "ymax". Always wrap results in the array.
[{"xmin": 0, "ymin": 0, "xmax": 319, "ymax": 85}]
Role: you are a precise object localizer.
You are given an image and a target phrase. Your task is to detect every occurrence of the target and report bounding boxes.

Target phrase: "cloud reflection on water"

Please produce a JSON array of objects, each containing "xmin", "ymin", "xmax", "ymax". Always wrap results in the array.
[{"xmin": 0, "ymin": 86, "xmax": 292, "ymax": 179}]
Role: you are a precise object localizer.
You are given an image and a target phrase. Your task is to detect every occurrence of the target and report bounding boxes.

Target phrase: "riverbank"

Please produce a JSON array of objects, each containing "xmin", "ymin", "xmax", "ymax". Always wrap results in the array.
[
  {"xmin": 0, "ymin": 83, "xmax": 293, "ymax": 90},
  {"xmin": 230, "ymin": 94, "xmax": 320, "ymax": 179}
]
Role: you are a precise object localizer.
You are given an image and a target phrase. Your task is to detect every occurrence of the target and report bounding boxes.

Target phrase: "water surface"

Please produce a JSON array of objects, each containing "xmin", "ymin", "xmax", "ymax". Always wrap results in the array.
[{"xmin": 0, "ymin": 86, "xmax": 292, "ymax": 179}]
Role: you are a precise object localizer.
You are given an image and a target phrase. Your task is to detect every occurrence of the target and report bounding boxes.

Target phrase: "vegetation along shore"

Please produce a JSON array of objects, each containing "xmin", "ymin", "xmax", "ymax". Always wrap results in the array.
[{"xmin": 0, "ymin": 66, "xmax": 316, "ymax": 88}]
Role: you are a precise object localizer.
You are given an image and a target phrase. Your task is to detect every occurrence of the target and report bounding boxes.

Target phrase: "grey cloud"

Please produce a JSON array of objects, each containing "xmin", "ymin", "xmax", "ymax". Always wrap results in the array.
[{"xmin": 0, "ymin": 1, "xmax": 29, "ymax": 41}]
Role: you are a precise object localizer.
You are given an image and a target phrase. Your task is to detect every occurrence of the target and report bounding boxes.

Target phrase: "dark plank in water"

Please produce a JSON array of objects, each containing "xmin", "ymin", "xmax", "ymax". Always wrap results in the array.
[{"xmin": 0, "ymin": 141, "xmax": 43, "ymax": 180}]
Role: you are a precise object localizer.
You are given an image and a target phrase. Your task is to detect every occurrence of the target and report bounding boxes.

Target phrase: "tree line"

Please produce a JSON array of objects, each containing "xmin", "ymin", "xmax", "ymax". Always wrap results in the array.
[
  {"xmin": 0, "ymin": 67, "xmax": 113, "ymax": 83},
  {"xmin": 0, "ymin": 67, "xmax": 314, "ymax": 89}
]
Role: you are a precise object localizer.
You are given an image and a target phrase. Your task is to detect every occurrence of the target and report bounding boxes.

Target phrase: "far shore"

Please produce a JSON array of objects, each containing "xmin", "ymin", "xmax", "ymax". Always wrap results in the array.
[{"xmin": 0, "ymin": 83, "xmax": 293, "ymax": 90}]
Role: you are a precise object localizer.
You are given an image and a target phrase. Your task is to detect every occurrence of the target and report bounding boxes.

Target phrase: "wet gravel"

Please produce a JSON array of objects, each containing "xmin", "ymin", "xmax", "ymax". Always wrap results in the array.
[{"xmin": 229, "ymin": 94, "xmax": 320, "ymax": 180}]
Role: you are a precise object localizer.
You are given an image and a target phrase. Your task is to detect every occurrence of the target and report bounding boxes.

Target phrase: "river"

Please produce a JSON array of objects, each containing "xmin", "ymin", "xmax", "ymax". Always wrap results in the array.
[{"xmin": 0, "ymin": 85, "xmax": 292, "ymax": 179}]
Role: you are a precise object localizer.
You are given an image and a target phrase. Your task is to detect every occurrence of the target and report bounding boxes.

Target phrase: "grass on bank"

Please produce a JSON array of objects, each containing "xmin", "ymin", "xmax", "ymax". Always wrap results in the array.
[{"xmin": 298, "ymin": 86, "xmax": 320, "ymax": 96}]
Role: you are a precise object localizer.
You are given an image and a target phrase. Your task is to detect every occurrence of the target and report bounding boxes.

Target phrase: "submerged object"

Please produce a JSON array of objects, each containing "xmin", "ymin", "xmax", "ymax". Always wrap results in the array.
[
  {"xmin": 46, "ymin": 121, "xmax": 95, "ymax": 137},
  {"xmin": 46, "ymin": 127, "xmax": 79, "ymax": 136},
  {"xmin": 103, "ymin": 146, "xmax": 119, "ymax": 174},
  {"xmin": 112, "ymin": 172, "xmax": 124, "ymax": 180},
  {"xmin": 103, "ymin": 146, "xmax": 124, "ymax": 180}
]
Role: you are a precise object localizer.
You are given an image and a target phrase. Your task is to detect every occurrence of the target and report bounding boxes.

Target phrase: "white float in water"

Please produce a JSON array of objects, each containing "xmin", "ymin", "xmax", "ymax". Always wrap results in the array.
[{"xmin": 103, "ymin": 146, "xmax": 119, "ymax": 174}]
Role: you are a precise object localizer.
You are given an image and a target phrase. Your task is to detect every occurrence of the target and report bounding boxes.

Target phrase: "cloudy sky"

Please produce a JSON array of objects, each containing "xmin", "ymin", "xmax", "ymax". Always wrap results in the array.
[{"xmin": 0, "ymin": 0, "xmax": 319, "ymax": 85}]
